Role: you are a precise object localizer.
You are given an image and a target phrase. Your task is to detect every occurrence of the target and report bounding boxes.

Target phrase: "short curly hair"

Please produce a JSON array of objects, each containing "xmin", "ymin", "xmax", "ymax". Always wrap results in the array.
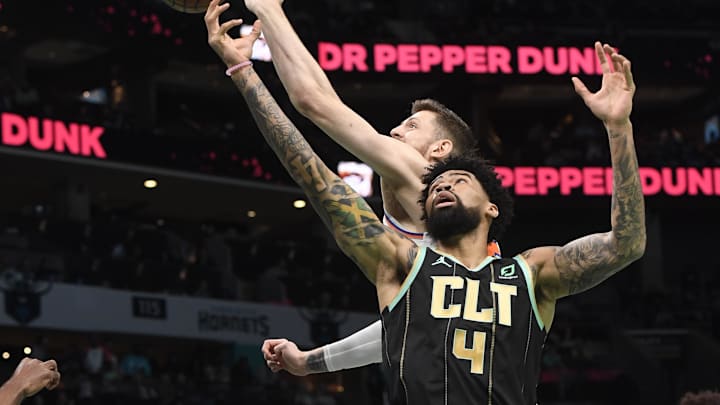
[
  {"xmin": 411, "ymin": 99, "xmax": 478, "ymax": 155},
  {"xmin": 419, "ymin": 154, "xmax": 514, "ymax": 242}
]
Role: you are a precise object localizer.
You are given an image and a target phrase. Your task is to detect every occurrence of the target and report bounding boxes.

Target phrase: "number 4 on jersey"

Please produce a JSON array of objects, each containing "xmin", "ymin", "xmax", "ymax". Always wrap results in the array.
[{"xmin": 452, "ymin": 328, "xmax": 487, "ymax": 374}]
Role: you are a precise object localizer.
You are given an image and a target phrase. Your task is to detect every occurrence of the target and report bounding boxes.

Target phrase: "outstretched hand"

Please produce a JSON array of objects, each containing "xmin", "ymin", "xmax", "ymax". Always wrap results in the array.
[
  {"xmin": 572, "ymin": 42, "xmax": 635, "ymax": 128},
  {"xmin": 204, "ymin": 0, "xmax": 262, "ymax": 68}
]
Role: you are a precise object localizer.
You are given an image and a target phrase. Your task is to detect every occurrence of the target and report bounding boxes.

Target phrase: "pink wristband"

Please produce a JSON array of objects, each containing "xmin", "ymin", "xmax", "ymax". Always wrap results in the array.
[{"xmin": 225, "ymin": 61, "xmax": 253, "ymax": 76}]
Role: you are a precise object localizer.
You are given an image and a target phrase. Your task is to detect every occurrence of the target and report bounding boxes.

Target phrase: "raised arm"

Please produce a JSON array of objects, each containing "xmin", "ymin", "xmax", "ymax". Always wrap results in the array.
[
  {"xmin": 236, "ymin": 66, "xmax": 413, "ymax": 286},
  {"xmin": 204, "ymin": 9, "xmax": 416, "ymax": 294},
  {"xmin": 219, "ymin": 0, "xmax": 429, "ymax": 187},
  {"xmin": 523, "ymin": 43, "xmax": 646, "ymax": 308}
]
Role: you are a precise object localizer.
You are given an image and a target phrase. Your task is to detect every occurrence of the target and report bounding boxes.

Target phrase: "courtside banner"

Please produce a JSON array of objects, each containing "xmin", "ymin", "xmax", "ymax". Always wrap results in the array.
[{"xmin": 0, "ymin": 283, "xmax": 377, "ymax": 345}]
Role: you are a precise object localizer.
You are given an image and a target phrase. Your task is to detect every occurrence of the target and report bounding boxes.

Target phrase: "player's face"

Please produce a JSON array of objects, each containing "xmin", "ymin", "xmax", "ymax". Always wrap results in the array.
[
  {"xmin": 424, "ymin": 170, "xmax": 493, "ymax": 240},
  {"xmin": 426, "ymin": 170, "xmax": 488, "ymax": 212},
  {"xmin": 389, "ymin": 110, "xmax": 441, "ymax": 157}
]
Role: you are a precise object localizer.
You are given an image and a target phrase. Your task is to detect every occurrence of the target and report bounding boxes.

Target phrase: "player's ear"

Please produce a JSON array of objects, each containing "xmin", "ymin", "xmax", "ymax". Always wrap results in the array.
[
  {"xmin": 486, "ymin": 203, "xmax": 499, "ymax": 219},
  {"xmin": 429, "ymin": 139, "xmax": 453, "ymax": 160}
]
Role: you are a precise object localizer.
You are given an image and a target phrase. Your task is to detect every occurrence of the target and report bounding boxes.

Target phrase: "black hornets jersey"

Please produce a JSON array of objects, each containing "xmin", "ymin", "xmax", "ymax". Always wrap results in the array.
[{"xmin": 380, "ymin": 247, "xmax": 546, "ymax": 405}]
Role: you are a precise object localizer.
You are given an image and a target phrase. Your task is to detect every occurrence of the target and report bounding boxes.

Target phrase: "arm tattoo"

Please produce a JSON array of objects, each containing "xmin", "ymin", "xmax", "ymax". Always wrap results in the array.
[
  {"xmin": 232, "ymin": 71, "xmax": 393, "ymax": 281},
  {"xmin": 554, "ymin": 126, "xmax": 645, "ymax": 296},
  {"xmin": 306, "ymin": 350, "xmax": 329, "ymax": 373},
  {"xmin": 554, "ymin": 236, "xmax": 616, "ymax": 295},
  {"xmin": 607, "ymin": 130, "xmax": 646, "ymax": 256}
]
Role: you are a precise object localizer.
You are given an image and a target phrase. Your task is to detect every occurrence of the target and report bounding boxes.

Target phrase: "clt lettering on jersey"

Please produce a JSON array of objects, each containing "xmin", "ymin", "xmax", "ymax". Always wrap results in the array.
[{"xmin": 430, "ymin": 276, "xmax": 517, "ymax": 326}]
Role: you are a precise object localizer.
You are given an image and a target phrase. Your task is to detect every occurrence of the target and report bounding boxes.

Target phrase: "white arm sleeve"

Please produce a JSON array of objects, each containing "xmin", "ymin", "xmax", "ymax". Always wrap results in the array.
[{"xmin": 322, "ymin": 320, "xmax": 382, "ymax": 371}]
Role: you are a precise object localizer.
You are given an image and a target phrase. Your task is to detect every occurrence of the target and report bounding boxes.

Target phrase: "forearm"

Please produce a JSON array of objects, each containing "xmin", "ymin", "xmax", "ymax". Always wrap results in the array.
[
  {"xmin": 605, "ymin": 120, "xmax": 646, "ymax": 259},
  {"xmin": 248, "ymin": 2, "xmax": 427, "ymax": 184},
  {"xmin": 0, "ymin": 379, "xmax": 25, "ymax": 405},
  {"xmin": 322, "ymin": 320, "xmax": 382, "ymax": 371},
  {"xmin": 301, "ymin": 321, "xmax": 383, "ymax": 374},
  {"xmin": 230, "ymin": 66, "xmax": 334, "ymax": 228},
  {"xmin": 230, "ymin": 67, "xmax": 386, "ymax": 282},
  {"xmin": 549, "ymin": 48, "xmax": 644, "ymax": 298},
  {"xmin": 251, "ymin": 3, "xmax": 338, "ymax": 113},
  {"xmin": 302, "ymin": 347, "xmax": 329, "ymax": 374},
  {"xmin": 551, "ymin": 120, "xmax": 646, "ymax": 297}
]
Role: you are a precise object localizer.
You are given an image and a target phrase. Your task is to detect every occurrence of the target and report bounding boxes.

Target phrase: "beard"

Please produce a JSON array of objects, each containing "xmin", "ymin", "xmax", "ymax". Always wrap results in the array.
[{"xmin": 426, "ymin": 199, "xmax": 481, "ymax": 243}]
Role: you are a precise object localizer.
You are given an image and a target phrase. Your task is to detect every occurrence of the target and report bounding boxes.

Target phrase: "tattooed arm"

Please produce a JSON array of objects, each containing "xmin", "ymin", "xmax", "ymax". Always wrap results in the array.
[
  {"xmin": 203, "ymin": 2, "xmax": 416, "ymax": 288},
  {"xmin": 521, "ymin": 43, "xmax": 646, "ymax": 311},
  {"xmin": 229, "ymin": 65, "xmax": 418, "ymax": 289},
  {"xmin": 204, "ymin": 4, "xmax": 416, "ymax": 309}
]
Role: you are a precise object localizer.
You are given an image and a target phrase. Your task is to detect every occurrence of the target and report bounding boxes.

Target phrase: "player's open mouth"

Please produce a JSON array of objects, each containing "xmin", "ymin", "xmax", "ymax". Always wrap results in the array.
[{"xmin": 434, "ymin": 191, "xmax": 456, "ymax": 208}]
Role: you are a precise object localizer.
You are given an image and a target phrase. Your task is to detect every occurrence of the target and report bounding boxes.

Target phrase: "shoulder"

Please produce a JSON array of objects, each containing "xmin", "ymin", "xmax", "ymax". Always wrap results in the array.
[
  {"xmin": 515, "ymin": 247, "xmax": 557, "ymax": 270},
  {"xmin": 513, "ymin": 247, "xmax": 560, "ymax": 289}
]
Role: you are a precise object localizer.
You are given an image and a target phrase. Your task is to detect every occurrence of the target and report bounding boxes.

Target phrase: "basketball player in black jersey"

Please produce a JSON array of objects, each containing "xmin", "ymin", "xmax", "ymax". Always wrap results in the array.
[{"xmin": 219, "ymin": 24, "xmax": 645, "ymax": 403}]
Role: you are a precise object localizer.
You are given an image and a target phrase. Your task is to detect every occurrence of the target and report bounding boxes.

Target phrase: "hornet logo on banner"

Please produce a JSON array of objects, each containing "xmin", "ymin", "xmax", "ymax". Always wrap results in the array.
[
  {"xmin": 299, "ymin": 306, "xmax": 349, "ymax": 346},
  {"xmin": 0, "ymin": 271, "xmax": 52, "ymax": 325}
]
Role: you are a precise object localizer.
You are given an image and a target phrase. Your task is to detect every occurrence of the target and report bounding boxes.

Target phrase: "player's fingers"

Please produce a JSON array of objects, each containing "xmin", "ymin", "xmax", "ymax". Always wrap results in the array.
[
  {"xmin": 262, "ymin": 349, "xmax": 278, "ymax": 362},
  {"xmin": 204, "ymin": 0, "xmax": 220, "ymax": 21},
  {"xmin": 602, "ymin": 44, "xmax": 616, "ymax": 66},
  {"xmin": 47, "ymin": 371, "xmax": 61, "ymax": 390},
  {"xmin": 622, "ymin": 59, "xmax": 635, "ymax": 89},
  {"xmin": 43, "ymin": 359, "xmax": 58, "ymax": 371},
  {"xmin": 261, "ymin": 339, "xmax": 274, "ymax": 354},
  {"xmin": 571, "ymin": 77, "xmax": 592, "ymax": 101},
  {"xmin": 205, "ymin": 0, "xmax": 230, "ymax": 30},
  {"xmin": 609, "ymin": 50, "xmax": 624, "ymax": 73},
  {"xmin": 274, "ymin": 341, "xmax": 290, "ymax": 357},
  {"xmin": 269, "ymin": 338, "xmax": 287, "ymax": 351},
  {"xmin": 595, "ymin": 41, "xmax": 610, "ymax": 74},
  {"xmin": 261, "ymin": 338, "xmax": 286, "ymax": 354},
  {"xmin": 14, "ymin": 357, "xmax": 30, "ymax": 374},
  {"xmin": 219, "ymin": 18, "xmax": 243, "ymax": 36},
  {"xmin": 203, "ymin": 0, "xmax": 219, "ymax": 20},
  {"xmin": 266, "ymin": 359, "xmax": 281, "ymax": 372},
  {"xmin": 250, "ymin": 20, "xmax": 262, "ymax": 39},
  {"xmin": 261, "ymin": 340, "xmax": 284, "ymax": 361}
]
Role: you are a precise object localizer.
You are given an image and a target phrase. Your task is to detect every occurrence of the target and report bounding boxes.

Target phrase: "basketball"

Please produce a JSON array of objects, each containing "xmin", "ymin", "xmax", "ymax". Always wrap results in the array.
[{"xmin": 162, "ymin": 0, "xmax": 212, "ymax": 14}]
